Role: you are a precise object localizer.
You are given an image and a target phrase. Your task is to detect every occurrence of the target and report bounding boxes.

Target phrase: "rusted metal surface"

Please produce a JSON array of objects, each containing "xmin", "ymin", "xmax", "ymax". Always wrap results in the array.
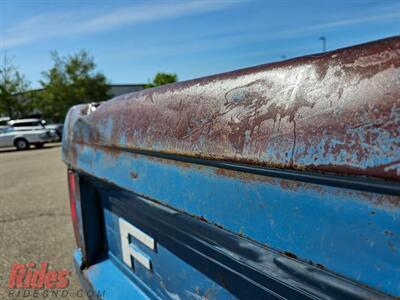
[
  {"xmin": 63, "ymin": 36, "xmax": 400, "ymax": 298},
  {"xmin": 69, "ymin": 146, "xmax": 400, "ymax": 296},
  {"xmin": 63, "ymin": 36, "xmax": 400, "ymax": 181}
]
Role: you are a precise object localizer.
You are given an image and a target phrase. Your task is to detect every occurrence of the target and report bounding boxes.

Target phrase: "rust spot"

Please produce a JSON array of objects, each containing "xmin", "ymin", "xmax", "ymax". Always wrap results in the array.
[
  {"xmin": 145, "ymin": 155, "xmax": 196, "ymax": 169},
  {"xmin": 384, "ymin": 230, "xmax": 394, "ymax": 236},
  {"xmin": 308, "ymin": 260, "xmax": 326, "ymax": 270},
  {"xmin": 237, "ymin": 226, "xmax": 245, "ymax": 237},
  {"xmin": 195, "ymin": 215, "xmax": 208, "ymax": 223},
  {"xmin": 214, "ymin": 167, "xmax": 276, "ymax": 184},
  {"xmin": 203, "ymin": 287, "xmax": 217, "ymax": 299},
  {"xmin": 284, "ymin": 251, "xmax": 297, "ymax": 259}
]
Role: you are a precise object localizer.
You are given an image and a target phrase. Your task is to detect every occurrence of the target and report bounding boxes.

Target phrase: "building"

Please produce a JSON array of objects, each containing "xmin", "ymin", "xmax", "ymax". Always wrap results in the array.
[{"xmin": 107, "ymin": 84, "xmax": 146, "ymax": 98}]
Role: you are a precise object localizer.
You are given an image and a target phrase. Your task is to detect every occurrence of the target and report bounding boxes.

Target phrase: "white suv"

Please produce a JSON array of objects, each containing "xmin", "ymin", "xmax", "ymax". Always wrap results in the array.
[
  {"xmin": 8, "ymin": 118, "xmax": 63, "ymax": 141},
  {"xmin": 0, "ymin": 127, "xmax": 57, "ymax": 150}
]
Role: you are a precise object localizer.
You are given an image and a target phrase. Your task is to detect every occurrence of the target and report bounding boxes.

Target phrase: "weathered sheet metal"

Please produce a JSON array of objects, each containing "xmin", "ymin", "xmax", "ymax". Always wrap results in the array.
[
  {"xmin": 96, "ymin": 183, "xmax": 393, "ymax": 299},
  {"xmin": 73, "ymin": 146, "xmax": 400, "ymax": 296},
  {"xmin": 63, "ymin": 36, "xmax": 400, "ymax": 181}
]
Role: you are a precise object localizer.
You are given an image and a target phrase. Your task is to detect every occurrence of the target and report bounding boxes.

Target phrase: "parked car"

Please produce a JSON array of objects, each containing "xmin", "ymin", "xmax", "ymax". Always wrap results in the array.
[
  {"xmin": 45, "ymin": 123, "xmax": 64, "ymax": 141},
  {"xmin": 0, "ymin": 126, "xmax": 57, "ymax": 150},
  {"xmin": 8, "ymin": 118, "xmax": 63, "ymax": 141},
  {"xmin": 63, "ymin": 37, "xmax": 399, "ymax": 300},
  {"xmin": 0, "ymin": 116, "xmax": 10, "ymax": 130}
]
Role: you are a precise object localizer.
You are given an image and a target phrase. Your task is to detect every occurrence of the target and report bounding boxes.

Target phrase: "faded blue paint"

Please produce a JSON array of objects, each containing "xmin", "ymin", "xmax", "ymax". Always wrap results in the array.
[
  {"xmin": 295, "ymin": 123, "xmax": 400, "ymax": 168},
  {"xmin": 102, "ymin": 118, "xmax": 114, "ymax": 142},
  {"xmin": 74, "ymin": 249, "xmax": 152, "ymax": 300},
  {"xmin": 64, "ymin": 38, "xmax": 400, "ymax": 298},
  {"xmin": 102, "ymin": 209, "xmax": 237, "ymax": 300},
  {"xmin": 73, "ymin": 144, "xmax": 400, "ymax": 296}
]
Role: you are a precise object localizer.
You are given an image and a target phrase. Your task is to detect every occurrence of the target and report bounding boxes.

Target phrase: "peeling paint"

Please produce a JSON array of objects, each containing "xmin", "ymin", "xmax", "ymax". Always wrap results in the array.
[
  {"xmin": 63, "ymin": 36, "xmax": 400, "ymax": 298},
  {"xmin": 63, "ymin": 36, "xmax": 400, "ymax": 182}
]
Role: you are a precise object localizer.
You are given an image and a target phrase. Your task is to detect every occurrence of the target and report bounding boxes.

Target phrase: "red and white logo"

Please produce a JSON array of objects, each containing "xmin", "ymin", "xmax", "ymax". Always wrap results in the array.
[{"xmin": 8, "ymin": 262, "xmax": 70, "ymax": 289}]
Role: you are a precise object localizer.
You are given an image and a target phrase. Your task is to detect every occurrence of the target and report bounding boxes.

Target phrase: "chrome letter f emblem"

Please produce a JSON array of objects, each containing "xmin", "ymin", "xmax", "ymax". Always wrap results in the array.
[{"xmin": 119, "ymin": 217, "xmax": 155, "ymax": 271}]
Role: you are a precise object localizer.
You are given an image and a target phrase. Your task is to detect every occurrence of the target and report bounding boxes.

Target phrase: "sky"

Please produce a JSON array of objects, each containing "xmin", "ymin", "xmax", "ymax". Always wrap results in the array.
[{"xmin": 0, "ymin": 0, "xmax": 399, "ymax": 88}]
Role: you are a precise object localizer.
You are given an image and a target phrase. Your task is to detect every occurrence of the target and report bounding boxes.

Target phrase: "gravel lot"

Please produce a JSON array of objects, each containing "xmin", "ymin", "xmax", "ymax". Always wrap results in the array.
[{"xmin": 0, "ymin": 144, "xmax": 81, "ymax": 299}]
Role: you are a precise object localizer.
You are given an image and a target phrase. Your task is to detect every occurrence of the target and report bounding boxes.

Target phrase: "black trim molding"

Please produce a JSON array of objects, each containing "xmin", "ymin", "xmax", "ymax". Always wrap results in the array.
[{"xmin": 89, "ymin": 177, "xmax": 392, "ymax": 300}]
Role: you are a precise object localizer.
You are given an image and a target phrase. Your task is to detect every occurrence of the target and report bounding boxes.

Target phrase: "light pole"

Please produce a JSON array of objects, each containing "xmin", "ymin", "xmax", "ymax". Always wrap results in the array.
[{"xmin": 319, "ymin": 36, "xmax": 326, "ymax": 52}]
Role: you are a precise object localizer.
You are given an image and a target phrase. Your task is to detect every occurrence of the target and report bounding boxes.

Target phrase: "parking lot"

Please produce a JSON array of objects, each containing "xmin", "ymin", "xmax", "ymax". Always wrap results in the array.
[{"xmin": 0, "ymin": 144, "xmax": 80, "ymax": 299}]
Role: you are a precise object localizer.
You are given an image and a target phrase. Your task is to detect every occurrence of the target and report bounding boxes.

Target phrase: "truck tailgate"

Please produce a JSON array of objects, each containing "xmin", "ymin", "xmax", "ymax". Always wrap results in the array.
[{"xmin": 64, "ymin": 36, "xmax": 400, "ymax": 299}]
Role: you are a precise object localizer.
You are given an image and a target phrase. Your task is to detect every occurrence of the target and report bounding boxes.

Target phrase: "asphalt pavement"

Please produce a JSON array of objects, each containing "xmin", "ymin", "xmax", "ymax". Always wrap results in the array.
[{"xmin": 0, "ymin": 144, "xmax": 81, "ymax": 299}]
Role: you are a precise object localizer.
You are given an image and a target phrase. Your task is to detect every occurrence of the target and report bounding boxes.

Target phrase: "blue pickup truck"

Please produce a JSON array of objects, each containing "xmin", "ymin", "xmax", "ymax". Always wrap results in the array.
[{"xmin": 62, "ymin": 36, "xmax": 400, "ymax": 299}]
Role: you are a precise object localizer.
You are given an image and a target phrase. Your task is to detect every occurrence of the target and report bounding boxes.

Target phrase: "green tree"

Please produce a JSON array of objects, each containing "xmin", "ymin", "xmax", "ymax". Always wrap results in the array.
[
  {"xmin": 145, "ymin": 72, "xmax": 177, "ymax": 88},
  {"xmin": 39, "ymin": 50, "xmax": 109, "ymax": 122},
  {"xmin": 0, "ymin": 53, "xmax": 30, "ymax": 118}
]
